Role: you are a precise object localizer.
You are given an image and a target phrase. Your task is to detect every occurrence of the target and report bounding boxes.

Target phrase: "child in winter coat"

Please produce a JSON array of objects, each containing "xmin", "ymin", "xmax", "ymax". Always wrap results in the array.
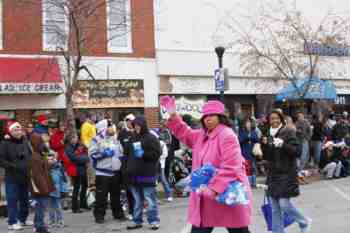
[
  {"xmin": 48, "ymin": 155, "xmax": 69, "ymax": 228},
  {"xmin": 65, "ymin": 135, "xmax": 90, "ymax": 213},
  {"xmin": 28, "ymin": 133, "xmax": 55, "ymax": 233}
]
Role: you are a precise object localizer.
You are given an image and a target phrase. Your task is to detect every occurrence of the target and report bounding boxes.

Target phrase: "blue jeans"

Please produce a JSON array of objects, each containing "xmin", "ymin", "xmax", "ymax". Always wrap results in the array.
[
  {"xmin": 5, "ymin": 180, "xmax": 29, "ymax": 225},
  {"xmin": 311, "ymin": 141, "xmax": 322, "ymax": 165},
  {"xmin": 34, "ymin": 197, "xmax": 49, "ymax": 231},
  {"xmin": 159, "ymin": 168, "xmax": 172, "ymax": 198},
  {"xmin": 248, "ymin": 161, "xmax": 257, "ymax": 187},
  {"xmin": 270, "ymin": 197, "xmax": 309, "ymax": 233},
  {"xmin": 49, "ymin": 197, "xmax": 63, "ymax": 224},
  {"xmin": 299, "ymin": 140, "xmax": 310, "ymax": 171},
  {"xmin": 130, "ymin": 186, "xmax": 160, "ymax": 225}
]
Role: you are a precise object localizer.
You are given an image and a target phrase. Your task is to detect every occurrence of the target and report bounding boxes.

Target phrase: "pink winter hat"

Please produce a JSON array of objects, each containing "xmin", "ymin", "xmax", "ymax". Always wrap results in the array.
[{"xmin": 202, "ymin": 100, "xmax": 225, "ymax": 118}]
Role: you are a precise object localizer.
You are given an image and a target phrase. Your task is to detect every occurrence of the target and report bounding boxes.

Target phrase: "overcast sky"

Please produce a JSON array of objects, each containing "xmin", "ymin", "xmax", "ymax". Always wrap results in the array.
[{"xmin": 155, "ymin": 0, "xmax": 350, "ymax": 50}]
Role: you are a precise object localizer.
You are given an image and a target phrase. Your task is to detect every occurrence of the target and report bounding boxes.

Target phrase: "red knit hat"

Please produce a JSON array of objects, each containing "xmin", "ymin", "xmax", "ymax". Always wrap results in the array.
[
  {"xmin": 37, "ymin": 115, "xmax": 47, "ymax": 125},
  {"xmin": 5, "ymin": 121, "xmax": 22, "ymax": 136}
]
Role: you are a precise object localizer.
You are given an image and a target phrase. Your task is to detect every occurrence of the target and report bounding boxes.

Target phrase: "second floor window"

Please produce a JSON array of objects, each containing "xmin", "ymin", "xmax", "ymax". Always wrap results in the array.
[
  {"xmin": 42, "ymin": 0, "xmax": 69, "ymax": 51},
  {"xmin": 107, "ymin": 0, "xmax": 132, "ymax": 53}
]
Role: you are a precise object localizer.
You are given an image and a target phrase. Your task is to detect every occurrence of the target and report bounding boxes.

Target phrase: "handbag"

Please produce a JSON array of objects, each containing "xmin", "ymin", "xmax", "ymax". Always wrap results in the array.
[
  {"xmin": 261, "ymin": 195, "xmax": 295, "ymax": 231},
  {"xmin": 86, "ymin": 189, "xmax": 96, "ymax": 208},
  {"xmin": 252, "ymin": 143, "xmax": 263, "ymax": 157}
]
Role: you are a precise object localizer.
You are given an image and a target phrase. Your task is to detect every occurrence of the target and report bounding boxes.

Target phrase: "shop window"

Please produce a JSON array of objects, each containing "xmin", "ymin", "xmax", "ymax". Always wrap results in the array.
[
  {"xmin": 42, "ymin": 0, "xmax": 69, "ymax": 51},
  {"xmin": 75, "ymin": 108, "xmax": 144, "ymax": 127},
  {"xmin": 106, "ymin": 0, "xmax": 132, "ymax": 53}
]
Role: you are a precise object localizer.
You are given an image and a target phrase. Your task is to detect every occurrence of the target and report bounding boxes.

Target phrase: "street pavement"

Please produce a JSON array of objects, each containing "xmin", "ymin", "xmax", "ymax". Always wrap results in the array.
[{"xmin": 1, "ymin": 177, "xmax": 350, "ymax": 233}]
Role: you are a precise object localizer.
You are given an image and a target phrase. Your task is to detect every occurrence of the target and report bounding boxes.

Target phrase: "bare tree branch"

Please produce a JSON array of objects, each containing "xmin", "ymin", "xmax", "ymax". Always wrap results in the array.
[{"xmin": 218, "ymin": 0, "xmax": 350, "ymax": 100}]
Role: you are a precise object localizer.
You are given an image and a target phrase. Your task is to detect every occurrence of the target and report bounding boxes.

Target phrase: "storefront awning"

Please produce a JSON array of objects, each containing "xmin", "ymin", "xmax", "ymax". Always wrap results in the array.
[
  {"xmin": 275, "ymin": 76, "xmax": 337, "ymax": 102},
  {"xmin": 0, "ymin": 57, "xmax": 64, "ymax": 94}
]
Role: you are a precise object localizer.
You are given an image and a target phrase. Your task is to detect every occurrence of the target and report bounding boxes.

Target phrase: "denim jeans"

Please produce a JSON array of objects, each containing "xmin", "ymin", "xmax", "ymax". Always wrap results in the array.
[
  {"xmin": 5, "ymin": 180, "xmax": 29, "ymax": 225},
  {"xmin": 270, "ymin": 197, "xmax": 309, "ymax": 233},
  {"xmin": 311, "ymin": 141, "xmax": 322, "ymax": 165},
  {"xmin": 159, "ymin": 168, "xmax": 173, "ymax": 198},
  {"xmin": 34, "ymin": 197, "xmax": 49, "ymax": 231},
  {"xmin": 130, "ymin": 186, "xmax": 160, "ymax": 225},
  {"xmin": 299, "ymin": 140, "xmax": 310, "ymax": 171},
  {"xmin": 49, "ymin": 197, "xmax": 63, "ymax": 224},
  {"xmin": 248, "ymin": 161, "xmax": 257, "ymax": 187}
]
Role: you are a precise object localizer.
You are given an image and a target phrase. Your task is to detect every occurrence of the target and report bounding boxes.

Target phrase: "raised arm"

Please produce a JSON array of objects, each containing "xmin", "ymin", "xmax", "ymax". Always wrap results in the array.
[{"xmin": 166, "ymin": 114, "xmax": 202, "ymax": 149}]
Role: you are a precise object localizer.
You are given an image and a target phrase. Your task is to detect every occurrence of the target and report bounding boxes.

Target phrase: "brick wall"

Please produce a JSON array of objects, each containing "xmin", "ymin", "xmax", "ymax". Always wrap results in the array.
[
  {"xmin": 15, "ymin": 110, "xmax": 33, "ymax": 127},
  {"xmin": 2, "ymin": 0, "xmax": 155, "ymax": 58},
  {"xmin": 144, "ymin": 107, "xmax": 159, "ymax": 129}
]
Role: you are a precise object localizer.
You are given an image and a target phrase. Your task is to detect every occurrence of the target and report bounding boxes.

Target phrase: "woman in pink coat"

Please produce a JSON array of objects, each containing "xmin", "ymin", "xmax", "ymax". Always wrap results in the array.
[{"xmin": 166, "ymin": 100, "xmax": 252, "ymax": 233}]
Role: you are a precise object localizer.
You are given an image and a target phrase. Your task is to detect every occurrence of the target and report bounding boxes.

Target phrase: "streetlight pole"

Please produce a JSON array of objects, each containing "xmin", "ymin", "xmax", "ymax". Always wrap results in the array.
[{"xmin": 215, "ymin": 46, "xmax": 225, "ymax": 102}]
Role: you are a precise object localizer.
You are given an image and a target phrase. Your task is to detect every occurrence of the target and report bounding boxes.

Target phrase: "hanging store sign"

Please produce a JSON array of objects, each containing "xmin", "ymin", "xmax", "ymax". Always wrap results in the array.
[
  {"xmin": 0, "ymin": 83, "xmax": 64, "ymax": 94},
  {"xmin": 214, "ymin": 68, "xmax": 229, "ymax": 91},
  {"xmin": 175, "ymin": 96, "xmax": 206, "ymax": 119},
  {"xmin": 73, "ymin": 80, "xmax": 144, "ymax": 108},
  {"xmin": 304, "ymin": 42, "xmax": 350, "ymax": 57}
]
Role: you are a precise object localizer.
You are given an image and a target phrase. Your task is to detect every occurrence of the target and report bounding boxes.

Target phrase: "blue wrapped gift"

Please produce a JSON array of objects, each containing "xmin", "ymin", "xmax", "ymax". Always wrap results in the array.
[
  {"xmin": 190, "ymin": 164, "xmax": 216, "ymax": 191},
  {"xmin": 216, "ymin": 181, "xmax": 249, "ymax": 206},
  {"xmin": 190, "ymin": 164, "xmax": 249, "ymax": 206},
  {"xmin": 133, "ymin": 142, "xmax": 144, "ymax": 158},
  {"xmin": 102, "ymin": 148, "xmax": 115, "ymax": 158}
]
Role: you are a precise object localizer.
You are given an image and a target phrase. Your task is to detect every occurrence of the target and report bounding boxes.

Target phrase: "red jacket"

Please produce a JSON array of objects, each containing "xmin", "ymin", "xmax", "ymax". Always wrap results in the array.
[{"xmin": 50, "ymin": 130, "xmax": 77, "ymax": 177}]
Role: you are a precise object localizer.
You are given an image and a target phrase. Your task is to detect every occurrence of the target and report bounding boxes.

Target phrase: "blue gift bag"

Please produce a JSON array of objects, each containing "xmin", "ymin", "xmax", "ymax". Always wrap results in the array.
[
  {"xmin": 102, "ymin": 148, "xmax": 115, "ymax": 158},
  {"xmin": 261, "ymin": 195, "xmax": 295, "ymax": 231},
  {"xmin": 216, "ymin": 181, "xmax": 249, "ymax": 206},
  {"xmin": 132, "ymin": 142, "xmax": 144, "ymax": 158},
  {"xmin": 190, "ymin": 164, "xmax": 216, "ymax": 191}
]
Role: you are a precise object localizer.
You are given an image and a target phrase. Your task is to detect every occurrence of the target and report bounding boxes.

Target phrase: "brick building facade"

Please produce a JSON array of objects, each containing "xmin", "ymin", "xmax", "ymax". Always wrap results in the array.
[{"xmin": 0, "ymin": 0, "xmax": 160, "ymax": 130}]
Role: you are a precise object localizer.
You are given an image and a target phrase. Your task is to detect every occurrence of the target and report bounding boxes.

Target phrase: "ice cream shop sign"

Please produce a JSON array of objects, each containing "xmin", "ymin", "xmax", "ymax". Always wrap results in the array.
[{"xmin": 0, "ymin": 83, "xmax": 64, "ymax": 94}]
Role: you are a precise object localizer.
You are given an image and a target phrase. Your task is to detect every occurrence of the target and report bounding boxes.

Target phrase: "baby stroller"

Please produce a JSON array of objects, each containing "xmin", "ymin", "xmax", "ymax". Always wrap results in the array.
[
  {"xmin": 168, "ymin": 149, "xmax": 192, "ymax": 197},
  {"xmin": 168, "ymin": 155, "xmax": 190, "ymax": 187}
]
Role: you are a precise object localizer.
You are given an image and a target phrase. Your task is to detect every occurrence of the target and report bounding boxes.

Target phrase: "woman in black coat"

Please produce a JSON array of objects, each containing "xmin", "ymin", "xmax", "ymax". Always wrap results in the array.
[{"xmin": 261, "ymin": 109, "xmax": 311, "ymax": 233}]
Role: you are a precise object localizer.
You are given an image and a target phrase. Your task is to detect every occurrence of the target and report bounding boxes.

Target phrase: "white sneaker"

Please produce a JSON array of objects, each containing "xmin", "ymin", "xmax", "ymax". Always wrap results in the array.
[
  {"xmin": 301, "ymin": 218, "xmax": 312, "ymax": 233},
  {"xmin": 8, "ymin": 223, "xmax": 23, "ymax": 231},
  {"xmin": 150, "ymin": 223, "xmax": 160, "ymax": 230},
  {"xmin": 166, "ymin": 197, "xmax": 174, "ymax": 202},
  {"xmin": 20, "ymin": 220, "xmax": 34, "ymax": 227}
]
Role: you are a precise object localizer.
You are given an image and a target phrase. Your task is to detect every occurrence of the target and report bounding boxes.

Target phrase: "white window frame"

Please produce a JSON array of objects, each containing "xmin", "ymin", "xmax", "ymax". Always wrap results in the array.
[
  {"xmin": 106, "ymin": 0, "xmax": 133, "ymax": 53},
  {"xmin": 42, "ymin": 0, "xmax": 69, "ymax": 52}
]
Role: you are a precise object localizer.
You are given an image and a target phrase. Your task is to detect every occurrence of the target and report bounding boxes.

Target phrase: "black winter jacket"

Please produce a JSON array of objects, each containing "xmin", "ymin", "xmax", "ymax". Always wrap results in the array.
[
  {"xmin": 126, "ymin": 131, "xmax": 161, "ymax": 187},
  {"xmin": 311, "ymin": 121, "xmax": 325, "ymax": 141},
  {"xmin": 332, "ymin": 123, "xmax": 349, "ymax": 141},
  {"xmin": 0, "ymin": 137, "xmax": 31, "ymax": 184},
  {"xmin": 262, "ymin": 127, "xmax": 300, "ymax": 199}
]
